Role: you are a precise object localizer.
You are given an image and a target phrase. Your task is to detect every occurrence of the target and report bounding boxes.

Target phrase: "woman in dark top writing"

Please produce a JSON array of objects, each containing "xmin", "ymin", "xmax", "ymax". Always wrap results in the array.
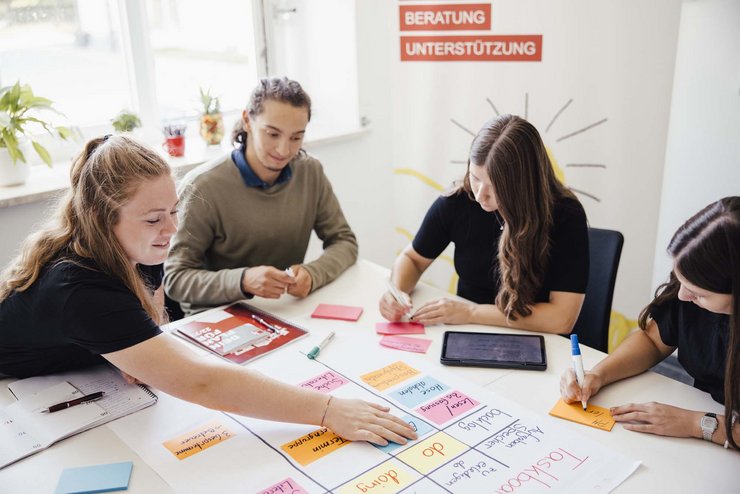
[
  {"xmin": 380, "ymin": 114, "xmax": 589, "ymax": 334},
  {"xmin": 0, "ymin": 135, "xmax": 415, "ymax": 446},
  {"xmin": 561, "ymin": 197, "xmax": 739, "ymax": 449}
]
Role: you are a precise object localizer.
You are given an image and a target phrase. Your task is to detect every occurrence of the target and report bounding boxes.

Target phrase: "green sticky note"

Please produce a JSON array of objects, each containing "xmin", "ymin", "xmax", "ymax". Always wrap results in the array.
[{"xmin": 55, "ymin": 461, "xmax": 133, "ymax": 494}]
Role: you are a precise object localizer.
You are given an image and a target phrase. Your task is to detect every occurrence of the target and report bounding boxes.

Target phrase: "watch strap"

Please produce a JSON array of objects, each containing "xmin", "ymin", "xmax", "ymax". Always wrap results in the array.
[{"xmin": 701, "ymin": 412, "xmax": 718, "ymax": 441}]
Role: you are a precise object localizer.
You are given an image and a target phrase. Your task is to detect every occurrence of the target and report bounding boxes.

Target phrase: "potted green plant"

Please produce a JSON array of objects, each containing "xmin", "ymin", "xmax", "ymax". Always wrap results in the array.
[
  {"xmin": 199, "ymin": 87, "xmax": 224, "ymax": 145},
  {"xmin": 111, "ymin": 109, "xmax": 142, "ymax": 133},
  {"xmin": 0, "ymin": 81, "xmax": 72, "ymax": 186}
]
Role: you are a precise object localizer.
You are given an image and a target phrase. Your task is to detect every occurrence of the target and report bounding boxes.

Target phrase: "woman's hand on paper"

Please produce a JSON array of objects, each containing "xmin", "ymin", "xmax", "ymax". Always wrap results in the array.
[
  {"xmin": 410, "ymin": 297, "xmax": 473, "ymax": 325},
  {"xmin": 610, "ymin": 402, "xmax": 703, "ymax": 439},
  {"xmin": 379, "ymin": 290, "xmax": 412, "ymax": 322},
  {"xmin": 324, "ymin": 398, "xmax": 417, "ymax": 446},
  {"xmin": 560, "ymin": 368, "xmax": 603, "ymax": 405},
  {"xmin": 286, "ymin": 265, "xmax": 312, "ymax": 298},
  {"xmin": 242, "ymin": 266, "xmax": 296, "ymax": 298}
]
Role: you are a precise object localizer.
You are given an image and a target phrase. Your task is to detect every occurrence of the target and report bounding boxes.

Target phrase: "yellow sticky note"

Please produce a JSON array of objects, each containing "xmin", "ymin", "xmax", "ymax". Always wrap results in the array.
[
  {"xmin": 281, "ymin": 427, "xmax": 350, "ymax": 466},
  {"xmin": 163, "ymin": 419, "xmax": 236, "ymax": 460},
  {"xmin": 396, "ymin": 431, "xmax": 468, "ymax": 474},
  {"xmin": 549, "ymin": 399, "xmax": 615, "ymax": 431},
  {"xmin": 360, "ymin": 361, "xmax": 420, "ymax": 391},
  {"xmin": 336, "ymin": 461, "xmax": 416, "ymax": 494}
]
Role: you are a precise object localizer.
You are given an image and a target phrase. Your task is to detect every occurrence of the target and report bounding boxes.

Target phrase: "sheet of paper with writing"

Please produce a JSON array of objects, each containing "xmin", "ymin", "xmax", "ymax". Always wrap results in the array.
[{"xmin": 549, "ymin": 399, "xmax": 616, "ymax": 431}]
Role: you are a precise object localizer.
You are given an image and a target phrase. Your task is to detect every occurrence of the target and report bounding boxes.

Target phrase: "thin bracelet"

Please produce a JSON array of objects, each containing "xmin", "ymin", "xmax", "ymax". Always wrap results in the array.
[{"xmin": 320, "ymin": 396, "xmax": 333, "ymax": 427}]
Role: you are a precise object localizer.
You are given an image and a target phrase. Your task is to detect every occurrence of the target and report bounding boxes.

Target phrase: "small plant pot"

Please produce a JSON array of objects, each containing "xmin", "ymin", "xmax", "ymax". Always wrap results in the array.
[
  {"xmin": 200, "ymin": 113, "xmax": 224, "ymax": 145},
  {"xmin": 163, "ymin": 135, "xmax": 186, "ymax": 157}
]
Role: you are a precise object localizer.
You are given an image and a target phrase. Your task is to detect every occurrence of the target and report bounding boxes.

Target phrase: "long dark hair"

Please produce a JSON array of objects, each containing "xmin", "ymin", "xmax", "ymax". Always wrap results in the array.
[
  {"xmin": 639, "ymin": 197, "xmax": 740, "ymax": 448},
  {"xmin": 462, "ymin": 114, "xmax": 577, "ymax": 320},
  {"xmin": 231, "ymin": 76, "xmax": 312, "ymax": 149}
]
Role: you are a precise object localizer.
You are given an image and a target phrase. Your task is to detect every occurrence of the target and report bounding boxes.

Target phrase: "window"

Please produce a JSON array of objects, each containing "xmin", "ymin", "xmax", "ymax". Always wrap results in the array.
[{"xmin": 0, "ymin": 0, "xmax": 359, "ymax": 162}]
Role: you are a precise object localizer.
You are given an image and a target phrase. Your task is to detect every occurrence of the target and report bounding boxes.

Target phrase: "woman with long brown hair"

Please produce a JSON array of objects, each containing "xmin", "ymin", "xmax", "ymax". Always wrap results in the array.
[
  {"xmin": 561, "ymin": 197, "xmax": 739, "ymax": 448},
  {"xmin": 0, "ymin": 135, "xmax": 415, "ymax": 446},
  {"xmin": 380, "ymin": 114, "xmax": 589, "ymax": 334}
]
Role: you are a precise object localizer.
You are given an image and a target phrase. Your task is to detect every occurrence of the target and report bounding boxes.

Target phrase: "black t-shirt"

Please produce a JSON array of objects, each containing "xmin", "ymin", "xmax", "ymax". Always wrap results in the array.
[
  {"xmin": 652, "ymin": 297, "xmax": 729, "ymax": 403},
  {"xmin": 412, "ymin": 192, "xmax": 589, "ymax": 304},
  {"xmin": 0, "ymin": 257, "xmax": 163, "ymax": 378}
]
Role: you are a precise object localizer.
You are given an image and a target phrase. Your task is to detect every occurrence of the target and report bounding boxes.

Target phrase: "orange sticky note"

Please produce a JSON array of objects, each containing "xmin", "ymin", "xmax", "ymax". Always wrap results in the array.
[
  {"xmin": 163, "ymin": 419, "xmax": 236, "ymax": 460},
  {"xmin": 360, "ymin": 361, "xmax": 420, "ymax": 391},
  {"xmin": 549, "ymin": 399, "xmax": 615, "ymax": 431},
  {"xmin": 281, "ymin": 427, "xmax": 350, "ymax": 466}
]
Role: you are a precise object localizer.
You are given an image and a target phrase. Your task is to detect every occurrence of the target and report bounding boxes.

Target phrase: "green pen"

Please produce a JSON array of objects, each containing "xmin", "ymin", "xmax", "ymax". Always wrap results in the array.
[{"xmin": 307, "ymin": 331, "xmax": 335, "ymax": 360}]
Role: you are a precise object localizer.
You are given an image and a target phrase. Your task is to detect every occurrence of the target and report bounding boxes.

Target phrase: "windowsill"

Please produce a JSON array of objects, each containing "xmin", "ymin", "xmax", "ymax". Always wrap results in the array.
[{"xmin": 0, "ymin": 126, "xmax": 369, "ymax": 209}]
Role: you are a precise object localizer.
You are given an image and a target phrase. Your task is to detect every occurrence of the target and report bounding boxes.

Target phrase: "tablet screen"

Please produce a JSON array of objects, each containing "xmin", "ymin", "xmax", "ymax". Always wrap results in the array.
[{"xmin": 441, "ymin": 331, "xmax": 546, "ymax": 369}]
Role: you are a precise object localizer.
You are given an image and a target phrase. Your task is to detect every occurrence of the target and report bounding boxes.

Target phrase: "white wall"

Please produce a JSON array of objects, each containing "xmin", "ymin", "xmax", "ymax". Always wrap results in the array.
[
  {"xmin": 0, "ymin": 200, "xmax": 58, "ymax": 268},
  {"xmin": 651, "ymin": 0, "xmax": 740, "ymax": 288}
]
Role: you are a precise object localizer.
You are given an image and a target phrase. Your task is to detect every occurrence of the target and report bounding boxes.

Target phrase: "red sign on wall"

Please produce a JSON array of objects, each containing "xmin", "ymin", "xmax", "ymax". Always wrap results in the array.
[
  {"xmin": 400, "ymin": 3, "xmax": 491, "ymax": 31},
  {"xmin": 400, "ymin": 35, "xmax": 543, "ymax": 61}
]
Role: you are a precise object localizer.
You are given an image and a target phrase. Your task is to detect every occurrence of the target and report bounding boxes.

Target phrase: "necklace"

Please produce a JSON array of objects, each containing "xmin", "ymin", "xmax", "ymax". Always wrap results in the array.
[{"xmin": 494, "ymin": 211, "xmax": 504, "ymax": 231}]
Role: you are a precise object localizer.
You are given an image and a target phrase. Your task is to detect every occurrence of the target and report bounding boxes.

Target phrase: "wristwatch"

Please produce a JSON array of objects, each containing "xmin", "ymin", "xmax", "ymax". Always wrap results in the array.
[{"xmin": 701, "ymin": 412, "xmax": 718, "ymax": 441}]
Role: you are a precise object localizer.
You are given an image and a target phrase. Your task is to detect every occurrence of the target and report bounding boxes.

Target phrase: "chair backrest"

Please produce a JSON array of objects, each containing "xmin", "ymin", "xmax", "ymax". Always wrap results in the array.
[
  {"xmin": 165, "ymin": 293, "xmax": 185, "ymax": 322},
  {"xmin": 571, "ymin": 227, "xmax": 624, "ymax": 353}
]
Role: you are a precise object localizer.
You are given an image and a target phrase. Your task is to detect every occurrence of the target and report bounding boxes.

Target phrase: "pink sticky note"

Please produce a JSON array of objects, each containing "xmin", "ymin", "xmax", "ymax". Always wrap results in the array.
[
  {"xmin": 311, "ymin": 304, "xmax": 363, "ymax": 321},
  {"xmin": 375, "ymin": 322, "xmax": 425, "ymax": 335},
  {"xmin": 299, "ymin": 371, "xmax": 350, "ymax": 393},
  {"xmin": 416, "ymin": 391, "xmax": 480, "ymax": 425},
  {"xmin": 257, "ymin": 478, "xmax": 309, "ymax": 494},
  {"xmin": 379, "ymin": 335, "xmax": 432, "ymax": 354}
]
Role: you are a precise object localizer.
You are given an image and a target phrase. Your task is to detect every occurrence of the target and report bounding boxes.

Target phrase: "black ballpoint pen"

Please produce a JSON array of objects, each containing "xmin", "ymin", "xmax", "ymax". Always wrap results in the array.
[{"xmin": 40, "ymin": 391, "xmax": 105, "ymax": 413}]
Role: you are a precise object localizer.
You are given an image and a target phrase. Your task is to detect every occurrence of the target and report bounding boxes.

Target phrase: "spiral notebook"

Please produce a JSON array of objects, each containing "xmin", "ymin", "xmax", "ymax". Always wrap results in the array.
[{"xmin": 1, "ymin": 364, "xmax": 157, "ymax": 469}]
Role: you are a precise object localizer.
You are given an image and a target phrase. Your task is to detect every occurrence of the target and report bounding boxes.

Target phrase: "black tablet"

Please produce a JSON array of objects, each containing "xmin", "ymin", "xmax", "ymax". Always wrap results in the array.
[{"xmin": 440, "ymin": 331, "xmax": 547, "ymax": 370}]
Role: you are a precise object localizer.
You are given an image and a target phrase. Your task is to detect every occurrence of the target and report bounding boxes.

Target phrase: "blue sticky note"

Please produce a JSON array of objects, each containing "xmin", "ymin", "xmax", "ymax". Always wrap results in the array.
[
  {"xmin": 388, "ymin": 376, "xmax": 449, "ymax": 408},
  {"xmin": 373, "ymin": 414, "xmax": 434, "ymax": 454},
  {"xmin": 55, "ymin": 461, "xmax": 133, "ymax": 494}
]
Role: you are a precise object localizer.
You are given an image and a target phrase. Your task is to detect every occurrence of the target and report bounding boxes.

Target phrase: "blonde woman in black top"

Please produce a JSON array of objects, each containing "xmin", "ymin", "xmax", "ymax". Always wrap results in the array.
[{"xmin": 0, "ymin": 136, "xmax": 415, "ymax": 446}]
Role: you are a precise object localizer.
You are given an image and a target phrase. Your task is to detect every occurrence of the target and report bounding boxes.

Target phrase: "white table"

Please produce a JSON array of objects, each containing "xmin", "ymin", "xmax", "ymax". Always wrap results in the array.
[{"xmin": 1, "ymin": 260, "xmax": 737, "ymax": 492}]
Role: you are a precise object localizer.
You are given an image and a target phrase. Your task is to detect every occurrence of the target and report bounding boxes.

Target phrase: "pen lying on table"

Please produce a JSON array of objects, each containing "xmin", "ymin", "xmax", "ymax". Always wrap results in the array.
[
  {"xmin": 251, "ymin": 314, "xmax": 281, "ymax": 333},
  {"xmin": 40, "ymin": 391, "xmax": 105, "ymax": 413}
]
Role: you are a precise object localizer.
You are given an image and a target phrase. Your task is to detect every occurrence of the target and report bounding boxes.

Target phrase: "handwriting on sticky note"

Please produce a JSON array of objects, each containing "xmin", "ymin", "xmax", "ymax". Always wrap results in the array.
[
  {"xmin": 360, "ymin": 361, "xmax": 420, "ymax": 391},
  {"xmin": 416, "ymin": 390, "xmax": 480, "ymax": 425},
  {"xmin": 257, "ymin": 477, "xmax": 309, "ymax": 494},
  {"xmin": 389, "ymin": 376, "xmax": 449, "ymax": 408},
  {"xmin": 549, "ymin": 399, "xmax": 615, "ymax": 431},
  {"xmin": 375, "ymin": 322, "xmax": 425, "ymax": 335},
  {"xmin": 299, "ymin": 371, "xmax": 349, "ymax": 393},
  {"xmin": 336, "ymin": 461, "xmax": 416, "ymax": 494},
  {"xmin": 163, "ymin": 419, "xmax": 236, "ymax": 460},
  {"xmin": 396, "ymin": 431, "xmax": 469, "ymax": 475},
  {"xmin": 379, "ymin": 335, "xmax": 432, "ymax": 354},
  {"xmin": 281, "ymin": 427, "xmax": 350, "ymax": 466}
]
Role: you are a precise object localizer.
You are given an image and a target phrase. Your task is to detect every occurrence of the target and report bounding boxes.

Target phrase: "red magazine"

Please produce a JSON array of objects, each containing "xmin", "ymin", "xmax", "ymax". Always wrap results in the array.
[{"xmin": 174, "ymin": 303, "xmax": 309, "ymax": 365}]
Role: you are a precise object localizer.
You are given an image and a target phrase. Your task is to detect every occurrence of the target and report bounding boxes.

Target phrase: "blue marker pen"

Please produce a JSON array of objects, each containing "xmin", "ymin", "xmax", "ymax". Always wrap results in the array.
[{"xmin": 570, "ymin": 334, "xmax": 588, "ymax": 410}]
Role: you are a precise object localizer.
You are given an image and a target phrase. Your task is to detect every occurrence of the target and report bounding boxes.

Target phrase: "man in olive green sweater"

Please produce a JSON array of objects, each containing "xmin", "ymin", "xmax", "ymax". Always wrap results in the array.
[
  {"xmin": 164, "ymin": 148, "xmax": 357, "ymax": 316},
  {"xmin": 166, "ymin": 78, "xmax": 358, "ymax": 316}
]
